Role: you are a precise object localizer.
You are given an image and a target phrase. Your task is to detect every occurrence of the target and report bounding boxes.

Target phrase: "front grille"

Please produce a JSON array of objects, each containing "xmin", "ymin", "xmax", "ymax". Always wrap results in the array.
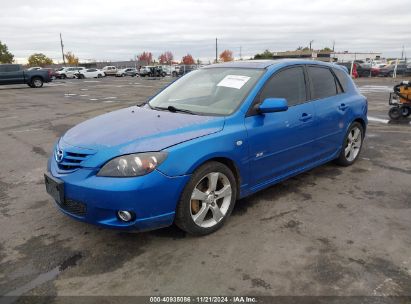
[
  {"xmin": 55, "ymin": 144, "xmax": 95, "ymax": 172},
  {"xmin": 58, "ymin": 198, "xmax": 87, "ymax": 217},
  {"xmin": 57, "ymin": 151, "xmax": 90, "ymax": 171}
]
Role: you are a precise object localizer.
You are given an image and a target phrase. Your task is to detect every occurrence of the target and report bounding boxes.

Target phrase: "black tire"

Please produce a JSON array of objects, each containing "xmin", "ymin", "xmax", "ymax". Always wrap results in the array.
[
  {"xmin": 334, "ymin": 122, "xmax": 364, "ymax": 167},
  {"xmin": 31, "ymin": 77, "xmax": 43, "ymax": 88},
  {"xmin": 175, "ymin": 161, "xmax": 237, "ymax": 236},
  {"xmin": 389, "ymin": 107, "xmax": 402, "ymax": 120},
  {"xmin": 60, "ymin": 74, "xmax": 66, "ymax": 79},
  {"xmin": 97, "ymin": 74, "xmax": 102, "ymax": 78},
  {"xmin": 161, "ymin": 72, "xmax": 166, "ymax": 77}
]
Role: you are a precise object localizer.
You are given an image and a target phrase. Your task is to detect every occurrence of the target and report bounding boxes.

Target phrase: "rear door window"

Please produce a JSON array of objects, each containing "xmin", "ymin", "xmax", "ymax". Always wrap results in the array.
[
  {"xmin": 307, "ymin": 66, "xmax": 337, "ymax": 99},
  {"xmin": 260, "ymin": 66, "xmax": 307, "ymax": 106}
]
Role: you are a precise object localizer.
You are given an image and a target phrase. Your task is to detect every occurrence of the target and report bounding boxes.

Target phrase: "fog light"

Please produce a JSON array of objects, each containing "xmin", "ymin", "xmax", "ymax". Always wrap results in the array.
[{"xmin": 117, "ymin": 210, "xmax": 134, "ymax": 222}]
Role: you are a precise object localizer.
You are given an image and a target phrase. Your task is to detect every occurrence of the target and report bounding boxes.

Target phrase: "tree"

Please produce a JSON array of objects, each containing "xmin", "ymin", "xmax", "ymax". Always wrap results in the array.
[
  {"xmin": 320, "ymin": 47, "xmax": 333, "ymax": 52},
  {"xmin": 0, "ymin": 41, "xmax": 14, "ymax": 63},
  {"xmin": 28, "ymin": 53, "xmax": 53, "ymax": 67},
  {"xmin": 65, "ymin": 52, "xmax": 79, "ymax": 65},
  {"xmin": 137, "ymin": 52, "xmax": 153, "ymax": 64},
  {"xmin": 181, "ymin": 54, "xmax": 195, "ymax": 65},
  {"xmin": 253, "ymin": 49, "xmax": 273, "ymax": 60},
  {"xmin": 219, "ymin": 50, "xmax": 234, "ymax": 62},
  {"xmin": 158, "ymin": 51, "xmax": 173, "ymax": 64}
]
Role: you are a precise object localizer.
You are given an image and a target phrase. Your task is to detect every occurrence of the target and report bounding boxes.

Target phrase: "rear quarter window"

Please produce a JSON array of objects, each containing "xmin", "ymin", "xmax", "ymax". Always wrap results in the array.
[{"xmin": 333, "ymin": 68, "xmax": 349, "ymax": 92}]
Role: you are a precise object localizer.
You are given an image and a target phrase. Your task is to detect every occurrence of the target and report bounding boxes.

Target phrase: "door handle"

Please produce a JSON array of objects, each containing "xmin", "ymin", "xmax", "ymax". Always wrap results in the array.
[
  {"xmin": 299, "ymin": 113, "xmax": 313, "ymax": 122},
  {"xmin": 338, "ymin": 103, "xmax": 348, "ymax": 111}
]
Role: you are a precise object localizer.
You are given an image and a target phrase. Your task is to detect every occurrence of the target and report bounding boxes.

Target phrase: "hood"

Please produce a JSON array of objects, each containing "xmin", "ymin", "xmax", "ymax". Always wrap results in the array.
[{"xmin": 61, "ymin": 106, "xmax": 225, "ymax": 153}]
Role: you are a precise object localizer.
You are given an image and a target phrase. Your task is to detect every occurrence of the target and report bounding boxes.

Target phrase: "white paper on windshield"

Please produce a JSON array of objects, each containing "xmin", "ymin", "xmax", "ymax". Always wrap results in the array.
[{"xmin": 217, "ymin": 75, "xmax": 251, "ymax": 89}]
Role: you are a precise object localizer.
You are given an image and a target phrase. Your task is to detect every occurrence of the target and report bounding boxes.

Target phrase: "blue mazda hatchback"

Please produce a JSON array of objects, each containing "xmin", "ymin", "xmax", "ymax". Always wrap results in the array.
[{"xmin": 45, "ymin": 60, "xmax": 367, "ymax": 235}]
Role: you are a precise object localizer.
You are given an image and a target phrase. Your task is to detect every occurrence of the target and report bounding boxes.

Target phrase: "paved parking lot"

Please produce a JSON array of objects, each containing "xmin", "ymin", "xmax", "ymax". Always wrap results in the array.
[{"xmin": 0, "ymin": 76, "xmax": 410, "ymax": 299}]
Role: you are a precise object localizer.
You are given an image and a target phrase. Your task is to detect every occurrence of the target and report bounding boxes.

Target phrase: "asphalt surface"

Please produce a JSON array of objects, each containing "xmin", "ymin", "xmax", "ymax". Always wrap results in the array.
[{"xmin": 0, "ymin": 76, "xmax": 410, "ymax": 300}]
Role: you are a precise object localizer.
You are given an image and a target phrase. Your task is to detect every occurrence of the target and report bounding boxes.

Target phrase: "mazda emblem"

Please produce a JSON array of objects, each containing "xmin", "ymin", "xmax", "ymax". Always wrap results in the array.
[{"xmin": 55, "ymin": 149, "xmax": 64, "ymax": 163}]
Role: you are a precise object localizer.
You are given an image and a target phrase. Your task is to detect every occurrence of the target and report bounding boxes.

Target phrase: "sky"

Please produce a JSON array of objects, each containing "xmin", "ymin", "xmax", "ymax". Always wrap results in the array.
[{"xmin": 1, "ymin": 0, "xmax": 410, "ymax": 64}]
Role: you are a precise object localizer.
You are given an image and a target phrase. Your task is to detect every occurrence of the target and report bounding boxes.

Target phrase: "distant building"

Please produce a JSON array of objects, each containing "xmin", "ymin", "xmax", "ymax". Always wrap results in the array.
[
  {"xmin": 330, "ymin": 51, "xmax": 382, "ymax": 62},
  {"xmin": 271, "ymin": 50, "xmax": 382, "ymax": 62}
]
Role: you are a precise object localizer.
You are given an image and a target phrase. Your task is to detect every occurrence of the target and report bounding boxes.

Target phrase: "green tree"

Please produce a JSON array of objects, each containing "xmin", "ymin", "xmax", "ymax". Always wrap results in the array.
[
  {"xmin": 320, "ymin": 47, "xmax": 333, "ymax": 52},
  {"xmin": 0, "ymin": 41, "xmax": 14, "ymax": 63},
  {"xmin": 27, "ymin": 53, "xmax": 53, "ymax": 67},
  {"xmin": 254, "ymin": 49, "xmax": 273, "ymax": 60}
]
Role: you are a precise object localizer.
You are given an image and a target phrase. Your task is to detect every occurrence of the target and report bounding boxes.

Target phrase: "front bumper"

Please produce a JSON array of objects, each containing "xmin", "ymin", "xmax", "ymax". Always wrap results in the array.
[{"xmin": 47, "ymin": 158, "xmax": 190, "ymax": 231}]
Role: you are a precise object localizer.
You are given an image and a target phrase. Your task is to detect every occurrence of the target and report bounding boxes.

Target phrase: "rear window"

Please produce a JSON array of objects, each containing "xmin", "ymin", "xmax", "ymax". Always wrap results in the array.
[{"xmin": 307, "ymin": 66, "xmax": 337, "ymax": 99}]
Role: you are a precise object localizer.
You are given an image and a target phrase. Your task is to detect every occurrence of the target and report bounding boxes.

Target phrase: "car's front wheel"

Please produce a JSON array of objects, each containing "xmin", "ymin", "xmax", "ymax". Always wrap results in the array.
[
  {"xmin": 335, "ymin": 122, "xmax": 364, "ymax": 166},
  {"xmin": 175, "ymin": 161, "xmax": 237, "ymax": 236}
]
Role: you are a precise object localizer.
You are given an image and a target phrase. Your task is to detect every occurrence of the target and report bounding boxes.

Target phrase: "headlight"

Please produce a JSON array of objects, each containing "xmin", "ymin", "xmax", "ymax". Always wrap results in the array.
[{"xmin": 97, "ymin": 152, "xmax": 167, "ymax": 177}]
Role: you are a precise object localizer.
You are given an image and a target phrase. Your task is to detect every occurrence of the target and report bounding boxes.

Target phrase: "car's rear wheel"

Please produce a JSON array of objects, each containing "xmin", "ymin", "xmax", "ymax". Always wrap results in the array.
[
  {"xmin": 97, "ymin": 74, "xmax": 102, "ymax": 78},
  {"xmin": 60, "ymin": 74, "xmax": 66, "ymax": 79},
  {"xmin": 31, "ymin": 77, "xmax": 43, "ymax": 88},
  {"xmin": 175, "ymin": 161, "xmax": 237, "ymax": 236},
  {"xmin": 335, "ymin": 122, "xmax": 364, "ymax": 166}
]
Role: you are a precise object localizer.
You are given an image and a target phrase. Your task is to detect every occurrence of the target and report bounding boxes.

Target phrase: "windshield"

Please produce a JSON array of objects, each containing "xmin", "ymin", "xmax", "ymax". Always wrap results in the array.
[{"xmin": 148, "ymin": 68, "xmax": 264, "ymax": 115}]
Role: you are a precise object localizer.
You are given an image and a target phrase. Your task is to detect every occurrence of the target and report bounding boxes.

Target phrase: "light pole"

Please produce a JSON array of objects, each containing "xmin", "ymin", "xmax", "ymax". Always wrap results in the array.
[
  {"xmin": 60, "ymin": 33, "xmax": 66, "ymax": 65},
  {"xmin": 309, "ymin": 40, "xmax": 314, "ymax": 51},
  {"xmin": 215, "ymin": 38, "xmax": 218, "ymax": 63}
]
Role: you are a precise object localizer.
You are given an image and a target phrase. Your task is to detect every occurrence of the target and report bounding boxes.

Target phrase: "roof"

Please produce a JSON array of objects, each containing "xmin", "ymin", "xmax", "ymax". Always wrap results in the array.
[{"xmin": 203, "ymin": 59, "xmax": 336, "ymax": 69}]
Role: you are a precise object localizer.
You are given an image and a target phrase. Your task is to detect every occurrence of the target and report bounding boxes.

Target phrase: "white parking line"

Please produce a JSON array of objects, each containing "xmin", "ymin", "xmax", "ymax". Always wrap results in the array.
[
  {"xmin": 367, "ymin": 116, "xmax": 389, "ymax": 124},
  {"xmin": 358, "ymin": 85, "xmax": 393, "ymax": 93},
  {"xmin": 11, "ymin": 128, "xmax": 42, "ymax": 133}
]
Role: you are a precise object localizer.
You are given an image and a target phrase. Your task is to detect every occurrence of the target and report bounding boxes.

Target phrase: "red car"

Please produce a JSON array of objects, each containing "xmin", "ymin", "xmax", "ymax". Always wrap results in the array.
[{"xmin": 42, "ymin": 68, "xmax": 58, "ymax": 80}]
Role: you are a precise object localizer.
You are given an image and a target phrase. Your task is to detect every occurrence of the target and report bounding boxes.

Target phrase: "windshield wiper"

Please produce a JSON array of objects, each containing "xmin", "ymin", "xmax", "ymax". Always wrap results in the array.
[{"xmin": 153, "ymin": 105, "xmax": 197, "ymax": 115}]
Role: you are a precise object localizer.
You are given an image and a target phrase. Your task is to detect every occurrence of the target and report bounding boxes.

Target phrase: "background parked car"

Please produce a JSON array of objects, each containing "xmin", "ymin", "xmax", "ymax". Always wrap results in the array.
[
  {"xmin": 377, "ymin": 64, "xmax": 410, "ymax": 77},
  {"xmin": 116, "ymin": 68, "xmax": 138, "ymax": 77},
  {"xmin": 102, "ymin": 66, "xmax": 117, "ymax": 76},
  {"xmin": 57, "ymin": 67, "xmax": 86, "ymax": 79},
  {"xmin": 337, "ymin": 62, "xmax": 378, "ymax": 77},
  {"xmin": 75, "ymin": 68, "xmax": 105, "ymax": 79},
  {"xmin": 139, "ymin": 66, "xmax": 166, "ymax": 77},
  {"xmin": 42, "ymin": 68, "xmax": 59, "ymax": 80},
  {"xmin": 173, "ymin": 65, "xmax": 198, "ymax": 77},
  {"xmin": 0, "ymin": 64, "xmax": 51, "ymax": 88}
]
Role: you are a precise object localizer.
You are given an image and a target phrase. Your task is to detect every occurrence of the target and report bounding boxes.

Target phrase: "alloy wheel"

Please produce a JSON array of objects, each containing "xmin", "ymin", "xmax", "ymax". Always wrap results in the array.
[
  {"xmin": 33, "ymin": 79, "xmax": 42, "ymax": 87},
  {"xmin": 190, "ymin": 172, "xmax": 232, "ymax": 228},
  {"xmin": 344, "ymin": 126, "xmax": 362, "ymax": 162}
]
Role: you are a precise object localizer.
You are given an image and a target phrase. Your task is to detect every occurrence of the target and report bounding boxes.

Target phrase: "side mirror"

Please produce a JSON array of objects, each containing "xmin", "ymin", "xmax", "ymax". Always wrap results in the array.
[{"xmin": 258, "ymin": 98, "xmax": 288, "ymax": 113}]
